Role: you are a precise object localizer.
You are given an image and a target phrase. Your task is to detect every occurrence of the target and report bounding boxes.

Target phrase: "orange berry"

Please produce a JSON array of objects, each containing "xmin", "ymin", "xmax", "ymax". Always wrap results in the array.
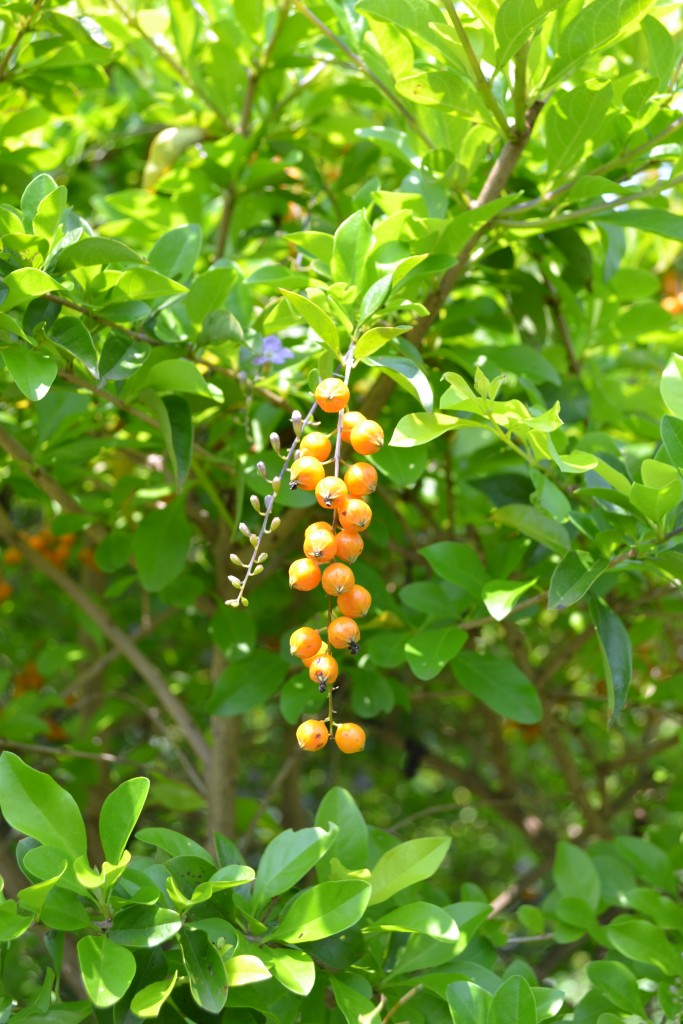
[
  {"xmin": 315, "ymin": 378, "xmax": 350, "ymax": 413},
  {"xmin": 299, "ymin": 432, "xmax": 332, "ymax": 461},
  {"xmin": 305, "ymin": 520, "xmax": 334, "ymax": 536},
  {"xmin": 337, "ymin": 584, "xmax": 372, "ymax": 618},
  {"xmin": 341, "ymin": 411, "xmax": 366, "ymax": 443},
  {"xmin": 335, "ymin": 530, "xmax": 364, "ymax": 563},
  {"xmin": 296, "ymin": 719, "xmax": 329, "ymax": 751},
  {"xmin": 54, "ymin": 543, "xmax": 71, "ymax": 564},
  {"xmin": 338, "ymin": 497, "xmax": 372, "ymax": 532},
  {"xmin": 26, "ymin": 534, "xmax": 48, "ymax": 552},
  {"xmin": 321, "ymin": 563, "xmax": 355, "ymax": 596},
  {"xmin": 315, "ymin": 477, "xmax": 348, "ymax": 509},
  {"xmin": 302, "ymin": 640, "xmax": 328, "ymax": 668},
  {"xmin": 661, "ymin": 295, "xmax": 683, "ymax": 314},
  {"xmin": 344, "ymin": 462, "xmax": 377, "ymax": 497},
  {"xmin": 328, "ymin": 616, "xmax": 360, "ymax": 654},
  {"xmin": 290, "ymin": 627, "xmax": 323, "ymax": 659},
  {"xmin": 290, "ymin": 456, "xmax": 325, "ymax": 491},
  {"xmin": 334, "ymin": 723, "xmax": 366, "ymax": 754},
  {"xmin": 288, "ymin": 558, "xmax": 321, "ymax": 591},
  {"xmin": 303, "ymin": 528, "xmax": 337, "ymax": 564},
  {"xmin": 350, "ymin": 420, "xmax": 383, "ymax": 455},
  {"xmin": 309, "ymin": 653, "xmax": 339, "ymax": 690},
  {"xmin": 0, "ymin": 581, "xmax": 13, "ymax": 602},
  {"xmin": 2, "ymin": 547, "xmax": 22, "ymax": 566}
]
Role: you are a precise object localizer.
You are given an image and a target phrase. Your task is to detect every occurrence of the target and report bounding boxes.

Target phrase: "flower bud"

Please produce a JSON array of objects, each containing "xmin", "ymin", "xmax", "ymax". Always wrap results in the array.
[
  {"xmin": 250, "ymin": 494, "xmax": 261, "ymax": 513},
  {"xmin": 251, "ymin": 564, "xmax": 264, "ymax": 576},
  {"xmin": 256, "ymin": 461, "xmax": 267, "ymax": 479},
  {"xmin": 291, "ymin": 410, "xmax": 303, "ymax": 437},
  {"xmin": 270, "ymin": 432, "xmax": 281, "ymax": 455},
  {"xmin": 239, "ymin": 522, "xmax": 251, "ymax": 538},
  {"xmin": 228, "ymin": 575, "xmax": 242, "ymax": 588},
  {"xmin": 270, "ymin": 517, "xmax": 281, "ymax": 532}
]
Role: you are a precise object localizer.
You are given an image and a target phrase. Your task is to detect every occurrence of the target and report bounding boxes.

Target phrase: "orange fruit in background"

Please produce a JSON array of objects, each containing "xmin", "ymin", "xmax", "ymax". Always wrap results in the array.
[
  {"xmin": 2, "ymin": 547, "xmax": 22, "ymax": 566},
  {"xmin": 0, "ymin": 581, "xmax": 13, "ymax": 602}
]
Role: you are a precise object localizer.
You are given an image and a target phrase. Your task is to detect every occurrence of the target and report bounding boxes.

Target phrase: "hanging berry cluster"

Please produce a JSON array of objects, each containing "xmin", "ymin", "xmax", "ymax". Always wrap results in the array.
[{"xmin": 287, "ymin": 369, "xmax": 384, "ymax": 755}]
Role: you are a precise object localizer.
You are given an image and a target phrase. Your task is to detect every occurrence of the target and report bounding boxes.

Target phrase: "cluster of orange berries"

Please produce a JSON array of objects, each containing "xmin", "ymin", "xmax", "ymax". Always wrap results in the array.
[{"xmin": 287, "ymin": 377, "xmax": 384, "ymax": 755}]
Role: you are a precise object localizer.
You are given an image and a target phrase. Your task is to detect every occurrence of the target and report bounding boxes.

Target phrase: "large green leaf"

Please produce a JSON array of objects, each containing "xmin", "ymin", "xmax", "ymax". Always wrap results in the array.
[
  {"xmin": 132, "ymin": 500, "xmax": 191, "ymax": 593},
  {"xmin": 130, "ymin": 973, "xmax": 178, "ymax": 1019},
  {"xmin": 270, "ymin": 880, "xmax": 371, "ymax": 942},
  {"xmin": 660, "ymin": 354, "xmax": 683, "ymax": 417},
  {"xmin": 179, "ymin": 929, "xmax": 229, "ymax": 1013},
  {"xmin": 546, "ymin": 83, "xmax": 613, "ymax": 178},
  {"xmin": 369, "ymin": 837, "xmax": 451, "ymax": 906},
  {"xmin": 606, "ymin": 917, "xmax": 681, "ymax": 975},
  {"xmin": 419, "ymin": 542, "xmax": 489, "ymax": 597},
  {"xmin": 56, "ymin": 237, "xmax": 143, "ymax": 269},
  {"xmin": 331, "ymin": 210, "xmax": 373, "ymax": 290},
  {"xmin": 590, "ymin": 599, "xmax": 632, "ymax": 723},
  {"xmin": 365, "ymin": 902, "xmax": 460, "ymax": 941},
  {"xmin": 210, "ymin": 650, "xmax": 288, "ymax": 716},
  {"xmin": 495, "ymin": 0, "xmax": 565, "ymax": 67},
  {"xmin": 77, "ymin": 937, "xmax": 136, "ymax": 1009},
  {"xmin": 253, "ymin": 826, "xmax": 338, "ymax": 911},
  {"xmin": 492, "ymin": 504, "xmax": 570, "ymax": 553},
  {"xmin": 553, "ymin": 842, "xmax": 600, "ymax": 911},
  {"xmin": 109, "ymin": 906, "xmax": 183, "ymax": 948},
  {"xmin": 446, "ymin": 980, "xmax": 491, "ymax": 1024},
  {"xmin": 452, "ymin": 653, "xmax": 542, "ymax": 723},
  {"xmin": 0, "ymin": 752, "xmax": 87, "ymax": 860},
  {"xmin": 404, "ymin": 627, "xmax": 467, "ymax": 681},
  {"xmin": 2, "ymin": 345, "xmax": 57, "ymax": 401},
  {"xmin": 487, "ymin": 975, "xmax": 537, "ymax": 1024},
  {"xmin": 390, "ymin": 412, "xmax": 458, "ymax": 447},
  {"xmin": 315, "ymin": 787, "xmax": 368, "ymax": 872},
  {"xmin": 280, "ymin": 289, "xmax": 340, "ymax": 355}
]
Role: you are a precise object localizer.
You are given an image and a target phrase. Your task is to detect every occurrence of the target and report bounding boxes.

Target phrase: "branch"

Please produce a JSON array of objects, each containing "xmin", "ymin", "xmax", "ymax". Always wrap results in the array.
[
  {"xmin": 0, "ymin": 423, "xmax": 107, "ymax": 541},
  {"xmin": 0, "ymin": 508, "xmax": 210, "ymax": 767},
  {"xmin": 0, "ymin": 0, "xmax": 45, "ymax": 80},
  {"xmin": 442, "ymin": 0, "xmax": 510, "ymax": 137}
]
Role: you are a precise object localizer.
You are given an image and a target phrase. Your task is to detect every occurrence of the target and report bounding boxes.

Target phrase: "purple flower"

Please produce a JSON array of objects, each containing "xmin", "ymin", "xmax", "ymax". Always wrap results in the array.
[{"xmin": 252, "ymin": 335, "xmax": 293, "ymax": 367}]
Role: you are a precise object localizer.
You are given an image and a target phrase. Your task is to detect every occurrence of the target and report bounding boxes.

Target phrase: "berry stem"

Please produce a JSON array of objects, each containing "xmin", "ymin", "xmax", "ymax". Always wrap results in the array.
[{"xmin": 227, "ymin": 400, "xmax": 318, "ymax": 607}]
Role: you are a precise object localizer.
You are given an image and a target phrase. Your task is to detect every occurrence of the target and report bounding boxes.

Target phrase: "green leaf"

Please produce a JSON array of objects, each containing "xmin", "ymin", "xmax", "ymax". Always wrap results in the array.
[
  {"xmin": 482, "ymin": 578, "xmax": 537, "ymax": 621},
  {"xmin": 129, "ymin": 972, "xmax": 178, "ymax": 1018},
  {"xmin": 253, "ymin": 826, "xmax": 339, "ymax": 911},
  {"xmin": 186, "ymin": 267, "xmax": 236, "ymax": 324},
  {"xmin": 358, "ymin": 274, "xmax": 393, "ymax": 324},
  {"xmin": 553, "ymin": 842, "xmax": 600, "ymax": 910},
  {"xmin": 99, "ymin": 335, "xmax": 150, "ymax": 384},
  {"xmin": 590, "ymin": 600, "xmax": 632, "ymax": 723},
  {"xmin": 265, "ymin": 949, "xmax": 315, "ymax": 997},
  {"xmin": 446, "ymin": 980, "xmax": 491, "ymax": 1024},
  {"xmin": 2, "ymin": 346, "xmax": 57, "ymax": 401},
  {"xmin": 77, "ymin": 936, "xmax": 136, "ymax": 1009},
  {"xmin": 366, "ymin": 354, "xmax": 434, "ymax": 412},
  {"xmin": 419, "ymin": 542, "xmax": 489, "ymax": 597},
  {"xmin": 210, "ymin": 650, "xmax": 288, "ymax": 716},
  {"xmin": 149, "ymin": 224, "xmax": 202, "ymax": 281},
  {"xmin": 331, "ymin": 210, "xmax": 373, "ymax": 290},
  {"xmin": 141, "ymin": 358, "xmax": 218, "ymax": 400},
  {"xmin": 132, "ymin": 500, "xmax": 191, "ymax": 593},
  {"xmin": 660, "ymin": 354, "xmax": 683, "ymax": 417},
  {"xmin": 355, "ymin": 326, "xmax": 408, "ymax": 362},
  {"xmin": 369, "ymin": 837, "xmax": 451, "ymax": 906},
  {"xmin": 135, "ymin": 827, "xmax": 214, "ymax": 862},
  {"xmin": 0, "ymin": 751, "xmax": 87, "ymax": 859},
  {"xmin": 546, "ymin": 84, "xmax": 613, "ymax": 178},
  {"xmin": 3, "ymin": 268, "xmax": 59, "ymax": 310},
  {"xmin": 315, "ymin": 787, "xmax": 368, "ymax": 872},
  {"xmin": 21, "ymin": 174, "xmax": 59, "ymax": 228},
  {"xmin": 44, "ymin": 317, "xmax": 99, "ymax": 378},
  {"xmin": 224, "ymin": 955, "xmax": 272, "ymax": 987},
  {"xmin": 599, "ymin": 209, "xmax": 683, "ymax": 243},
  {"xmin": 365, "ymin": 902, "xmax": 460, "ymax": 941},
  {"xmin": 487, "ymin": 975, "xmax": 537, "ymax": 1024},
  {"xmin": 142, "ymin": 391, "xmax": 194, "ymax": 490},
  {"xmin": 280, "ymin": 289, "xmax": 340, "ymax": 354},
  {"xmin": 661, "ymin": 415, "xmax": 683, "ymax": 468},
  {"xmin": 606, "ymin": 917, "xmax": 681, "ymax": 975},
  {"xmin": 586, "ymin": 961, "xmax": 643, "ymax": 1014},
  {"xmin": 114, "ymin": 267, "xmax": 187, "ymax": 301},
  {"xmin": 178, "ymin": 929, "xmax": 229, "ymax": 1014},
  {"xmin": 548, "ymin": 553, "xmax": 609, "ymax": 610},
  {"xmin": 17, "ymin": 862, "xmax": 67, "ymax": 914},
  {"xmin": 452, "ymin": 653, "xmax": 542, "ymax": 724},
  {"xmin": 405, "ymin": 628, "xmax": 467, "ymax": 681},
  {"xmin": 492, "ymin": 504, "xmax": 570, "ymax": 553},
  {"xmin": 0, "ymin": 901, "xmax": 34, "ymax": 942},
  {"xmin": 550, "ymin": 0, "xmax": 657, "ymax": 83},
  {"xmin": 56, "ymin": 237, "xmax": 144, "ymax": 269},
  {"xmin": 33, "ymin": 185, "xmax": 67, "ymax": 240},
  {"xmin": 99, "ymin": 777, "xmax": 150, "ymax": 865},
  {"xmin": 390, "ymin": 412, "xmax": 458, "ymax": 447},
  {"xmin": 109, "ymin": 906, "xmax": 183, "ymax": 948},
  {"xmin": 271, "ymin": 880, "xmax": 371, "ymax": 942},
  {"xmin": 495, "ymin": 0, "xmax": 565, "ymax": 67}
]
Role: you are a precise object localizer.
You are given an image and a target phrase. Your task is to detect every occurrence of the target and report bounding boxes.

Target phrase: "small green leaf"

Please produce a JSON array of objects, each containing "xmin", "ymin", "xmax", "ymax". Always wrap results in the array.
[
  {"xmin": 390, "ymin": 412, "xmax": 458, "ymax": 447},
  {"xmin": 482, "ymin": 578, "xmax": 537, "ymax": 621},
  {"xmin": 548, "ymin": 553, "xmax": 609, "ymax": 610},
  {"xmin": 265, "ymin": 949, "xmax": 315, "ymax": 996},
  {"xmin": 109, "ymin": 906, "xmax": 183, "ymax": 948},
  {"xmin": 554, "ymin": 842, "xmax": 601, "ymax": 910},
  {"xmin": 179, "ymin": 929, "xmax": 228, "ymax": 1014},
  {"xmin": 492, "ymin": 504, "xmax": 570, "ymax": 553},
  {"xmin": 77, "ymin": 936, "xmax": 136, "ymax": 1009},
  {"xmin": 606, "ymin": 917, "xmax": 681, "ymax": 975},
  {"xmin": 446, "ymin": 980, "xmax": 491, "ymax": 1024},
  {"xmin": 331, "ymin": 210, "xmax": 373, "ymax": 290},
  {"xmin": 149, "ymin": 224, "xmax": 202, "ymax": 281},
  {"xmin": 2, "ymin": 345, "xmax": 57, "ymax": 401},
  {"xmin": 280, "ymin": 289, "xmax": 340, "ymax": 355},
  {"xmin": 590, "ymin": 599, "xmax": 632, "ymax": 723},
  {"xmin": 355, "ymin": 326, "xmax": 408, "ymax": 362},
  {"xmin": 56, "ymin": 237, "xmax": 144, "ymax": 269},
  {"xmin": 365, "ymin": 902, "xmax": 460, "ymax": 941},
  {"xmin": 3, "ymin": 268, "xmax": 59, "ymax": 310},
  {"xmin": 132, "ymin": 500, "xmax": 191, "ymax": 593},
  {"xmin": 99, "ymin": 777, "xmax": 150, "ymax": 864},
  {"xmin": 586, "ymin": 961, "xmax": 643, "ymax": 1014},
  {"xmin": 44, "ymin": 317, "xmax": 99, "ymax": 379},
  {"xmin": 210, "ymin": 650, "xmax": 288, "ymax": 717},
  {"xmin": 487, "ymin": 975, "xmax": 537, "ymax": 1024},
  {"xmin": 224, "ymin": 955, "xmax": 271, "ymax": 987},
  {"xmin": 253, "ymin": 826, "xmax": 338, "ymax": 911},
  {"xmin": 419, "ymin": 542, "xmax": 489, "ymax": 597},
  {"xmin": 404, "ymin": 627, "xmax": 467, "ymax": 681},
  {"xmin": 369, "ymin": 837, "xmax": 451, "ymax": 906},
  {"xmin": 130, "ymin": 972, "xmax": 178, "ymax": 1018}
]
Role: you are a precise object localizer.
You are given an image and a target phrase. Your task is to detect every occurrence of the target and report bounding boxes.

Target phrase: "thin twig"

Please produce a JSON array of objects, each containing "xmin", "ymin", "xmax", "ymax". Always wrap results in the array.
[
  {"xmin": 382, "ymin": 985, "xmax": 422, "ymax": 1023},
  {"xmin": 442, "ymin": 0, "xmax": 510, "ymax": 137}
]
